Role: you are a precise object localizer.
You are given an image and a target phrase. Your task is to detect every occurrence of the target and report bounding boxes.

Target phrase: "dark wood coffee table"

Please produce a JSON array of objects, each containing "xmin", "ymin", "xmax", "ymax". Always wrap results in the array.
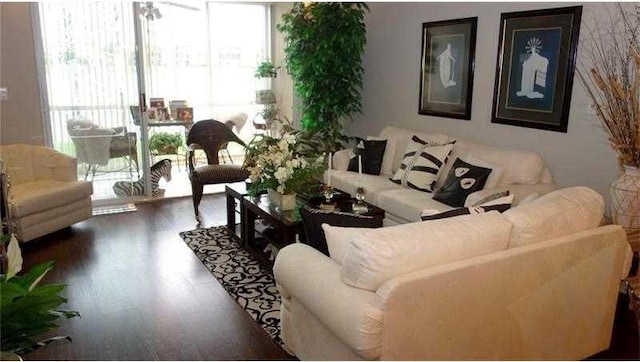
[{"xmin": 240, "ymin": 190, "xmax": 385, "ymax": 252}]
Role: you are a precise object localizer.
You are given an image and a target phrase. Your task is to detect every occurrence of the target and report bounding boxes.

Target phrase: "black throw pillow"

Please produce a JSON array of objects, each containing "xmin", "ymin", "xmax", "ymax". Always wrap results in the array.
[
  {"xmin": 420, "ymin": 203, "xmax": 512, "ymax": 221},
  {"xmin": 347, "ymin": 139, "xmax": 387, "ymax": 176},
  {"xmin": 432, "ymin": 158, "xmax": 492, "ymax": 207},
  {"xmin": 299, "ymin": 207, "xmax": 383, "ymax": 256}
]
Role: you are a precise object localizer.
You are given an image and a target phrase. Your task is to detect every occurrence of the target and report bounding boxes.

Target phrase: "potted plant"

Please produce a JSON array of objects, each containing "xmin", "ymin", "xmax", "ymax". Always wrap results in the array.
[
  {"xmin": 277, "ymin": 2, "xmax": 369, "ymax": 152},
  {"xmin": 1, "ymin": 233, "xmax": 80, "ymax": 359},
  {"xmin": 254, "ymin": 60, "xmax": 280, "ymax": 78},
  {"xmin": 149, "ymin": 132, "xmax": 183, "ymax": 155},
  {"xmin": 243, "ymin": 131, "xmax": 324, "ymax": 210},
  {"xmin": 576, "ymin": 3, "xmax": 640, "ymax": 233}
]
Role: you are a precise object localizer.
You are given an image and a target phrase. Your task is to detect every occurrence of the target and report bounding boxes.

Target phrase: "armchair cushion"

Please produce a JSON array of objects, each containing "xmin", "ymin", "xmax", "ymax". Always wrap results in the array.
[{"xmin": 10, "ymin": 180, "xmax": 93, "ymax": 218}]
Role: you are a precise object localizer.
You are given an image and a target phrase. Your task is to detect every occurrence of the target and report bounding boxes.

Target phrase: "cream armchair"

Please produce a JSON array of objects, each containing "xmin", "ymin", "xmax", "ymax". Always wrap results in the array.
[{"xmin": 0, "ymin": 144, "xmax": 93, "ymax": 242}]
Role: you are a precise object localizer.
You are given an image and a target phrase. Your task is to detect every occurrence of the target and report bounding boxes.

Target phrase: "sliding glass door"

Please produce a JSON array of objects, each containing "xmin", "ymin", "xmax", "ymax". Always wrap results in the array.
[{"xmin": 37, "ymin": 1, "xmax": 270, "ymax": 201}]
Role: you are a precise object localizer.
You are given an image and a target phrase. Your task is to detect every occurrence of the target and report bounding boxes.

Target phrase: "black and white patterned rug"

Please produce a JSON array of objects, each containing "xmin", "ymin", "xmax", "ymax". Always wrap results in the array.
[{"xmin": 179, "ymin": 226, "xmax": 283, "ymax": 346}]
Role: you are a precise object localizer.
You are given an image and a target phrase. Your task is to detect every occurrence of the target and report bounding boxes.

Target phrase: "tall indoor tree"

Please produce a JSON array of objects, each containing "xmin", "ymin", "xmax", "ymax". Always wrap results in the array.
[{"xmin": 278, "ymin": 2, "xmax": 368, "ymax": 152}]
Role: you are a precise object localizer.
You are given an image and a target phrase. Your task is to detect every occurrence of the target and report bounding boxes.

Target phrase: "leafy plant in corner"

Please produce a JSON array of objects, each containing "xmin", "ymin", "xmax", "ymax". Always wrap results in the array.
[
  {"xmin": 149, "ymin": 132, "xmax": 183, "ymax": 155},
  {"xmin": 277, "ymin": 2, "xmax": 369, "ymax": 153},
  {"xmin": 1, "ymin": 233, "xmax": 80, "ymax": 357},
  {"xmin": 254, "ymin": 60, "xmax": 280, "ymax": 78}
]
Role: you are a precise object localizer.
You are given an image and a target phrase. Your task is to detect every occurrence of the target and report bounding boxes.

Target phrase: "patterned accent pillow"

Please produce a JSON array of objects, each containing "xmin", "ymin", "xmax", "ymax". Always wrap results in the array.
[
  {"xmin": 390, "ymin": 136, "xmax": 455, "ymax": 192},
  {"xmin": 472, "ymin": 190, "xmax": 511, "ymax": 207},
  {"xmin": 421, "ymin": 194, "xmax": 514, "ymax": 221},
  {"xmin": 432, "ymin": 158, "xmax": 493, "ymax": 207}
]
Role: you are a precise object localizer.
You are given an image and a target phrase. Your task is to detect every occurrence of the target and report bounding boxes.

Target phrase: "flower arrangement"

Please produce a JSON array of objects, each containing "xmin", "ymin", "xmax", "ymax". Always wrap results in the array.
[
  {"xmin": 243, "ymin": 131, "xmax": 325, "ymax": 195},
  {"xmin": 577, "ymin": 3, "xmax": 640, "ymax": 168}
]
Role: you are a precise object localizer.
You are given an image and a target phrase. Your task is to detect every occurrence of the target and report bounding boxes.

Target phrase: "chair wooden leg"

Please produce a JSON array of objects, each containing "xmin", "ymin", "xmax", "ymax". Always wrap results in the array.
[{"xmin": 191, "ymin": 180, "xmax": 203, "ymax": 222}]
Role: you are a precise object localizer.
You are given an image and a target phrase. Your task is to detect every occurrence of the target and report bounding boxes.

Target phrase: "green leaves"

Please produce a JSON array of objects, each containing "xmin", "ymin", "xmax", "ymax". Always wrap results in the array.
[
  {"xmin": 0, "ymin": 234, "xmax": 80, "ymax": 355},
  {"xmin": 278, "ymin": 2, "xmax": 369, "ymax": 152}
]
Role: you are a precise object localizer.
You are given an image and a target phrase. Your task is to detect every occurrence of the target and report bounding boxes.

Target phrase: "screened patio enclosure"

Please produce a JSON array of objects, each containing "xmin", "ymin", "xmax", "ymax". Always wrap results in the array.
[{"xmin": 37, "ymin": 1, "xmax": 269, "ymax": 201}]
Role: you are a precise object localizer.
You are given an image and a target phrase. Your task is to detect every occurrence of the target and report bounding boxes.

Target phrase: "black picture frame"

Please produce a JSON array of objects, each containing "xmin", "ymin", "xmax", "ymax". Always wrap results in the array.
[
  {"xmin": 419, "ymin": 17, "xmax": 477, "ymax": 120},
  {"xmin": 491, "ymin": 6, "xmax": 582, "ymax": 133}
]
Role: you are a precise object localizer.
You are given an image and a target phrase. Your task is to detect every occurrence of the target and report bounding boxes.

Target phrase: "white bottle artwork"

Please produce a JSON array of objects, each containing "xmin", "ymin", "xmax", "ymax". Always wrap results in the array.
[
  {"xmin": 438, "ymin": 43, "xmax": 457, "ymax": 88},
  {"xmin": 516, "ymin": 37, "xmax": 548, "ymax": 99}
]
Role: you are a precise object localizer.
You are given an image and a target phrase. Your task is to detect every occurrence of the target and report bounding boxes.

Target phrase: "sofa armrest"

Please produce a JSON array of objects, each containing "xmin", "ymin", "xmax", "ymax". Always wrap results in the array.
[
  {"xmin": 375, "ymin": 225, "xmax": 628, "ymax": 360},
  {"xmin": 465, "ymin": 183, "xmax": 557, "ymax": 207},
  {"xmin": 274, "ymin": 243, "xmax": 383, "ymax": 359},
  {"xmin": 332, "ymin": 148, "xmax": 354, "ymax": 171}
]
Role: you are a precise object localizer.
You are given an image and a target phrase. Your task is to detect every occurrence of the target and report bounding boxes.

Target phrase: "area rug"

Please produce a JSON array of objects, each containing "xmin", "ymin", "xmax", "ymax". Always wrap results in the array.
[
  {"xmin": 179, "ymin": 226, "xmax": 284, "ymax": 346},
  {"xmin": 92, "ymin": 203, "xmax": 137, "ymax": 216}
]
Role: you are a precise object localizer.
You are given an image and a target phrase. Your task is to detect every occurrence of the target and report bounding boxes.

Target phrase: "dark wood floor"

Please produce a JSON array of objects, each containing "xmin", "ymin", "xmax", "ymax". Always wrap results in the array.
[
  {"xmin": 18, "ymin": 193, "xmax": 640, "ymax": 360},
  {"xmin": 21, "ymin": 194, "xmax": 293, "ymax": 361}
]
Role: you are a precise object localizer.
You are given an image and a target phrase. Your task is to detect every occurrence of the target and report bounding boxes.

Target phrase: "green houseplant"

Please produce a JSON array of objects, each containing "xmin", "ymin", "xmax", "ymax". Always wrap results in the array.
[
  {"xmin": 277, "ymin": 2, "xmax": 369, "ymax": 152},
  {"xmin": 1, "ymin": 233, "xmax": 80, "ymax": 358},
  {"xmin": 254, "ymin": 60, "xmax": 280, "ymax": 78},
  {"xmin": 149, "ymin": 132, "xmax": 183, "ymax": 155}
]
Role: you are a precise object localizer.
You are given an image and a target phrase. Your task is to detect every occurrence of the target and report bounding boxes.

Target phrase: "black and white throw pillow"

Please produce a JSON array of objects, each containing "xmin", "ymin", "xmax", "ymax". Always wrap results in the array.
[
  {"xmin": 389, "ymin": 136, "xmax": 455, "ymax": 192},
  {"xmin": 299, "ymin": 207, "xmax": 382, "ymax": 256},
  {"xmin": 421, "ymin": 194, "xmax": 514, "ymax": 221},
  {"xmin": 347, "ymin": 138, "xmax": 387, "ymax": 176},
  {"xmin": 432, "ymin": 158, "xmax": 493, "ymax": 207},
  {"xmin": 471, "ymin": 190, "xmax": 511, "ymax": 207}
]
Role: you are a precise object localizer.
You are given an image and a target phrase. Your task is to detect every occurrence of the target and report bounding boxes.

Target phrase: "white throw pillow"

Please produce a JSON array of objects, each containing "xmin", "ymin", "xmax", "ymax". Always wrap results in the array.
[
  {"xmin": 367, "ymin": 136, "xmax": 396, "ymax": 176},
  {"xmin": 463, "ymin": 153, "xmax": 505, "ymax": 190},
  {"xmin": 322, "ymin": 224, "xmax": 372, "ymax": 265},
  {"xmin": 503, "ymin": 186, "xmax": 604, "ymax": 248},
  {"xmin": 390, "ymin": 136, "xmax": 454, "ymax": 192},
  {"xmin": 340, "ymin": 212, "xmax": 513, "ymax": 291}
]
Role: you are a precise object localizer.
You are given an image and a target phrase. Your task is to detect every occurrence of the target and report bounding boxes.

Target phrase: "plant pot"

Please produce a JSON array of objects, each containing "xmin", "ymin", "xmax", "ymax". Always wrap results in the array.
[
  {"xmin": 610, "ymin": 165, "xmax": 640, "ymax": 232},
  {"xmin": 268, "ymin": 189, "xmax": 297, "ymax": 211},
  {"xmin": 155, "ymin": 146, "xmax": 178, "ymax": 155}
]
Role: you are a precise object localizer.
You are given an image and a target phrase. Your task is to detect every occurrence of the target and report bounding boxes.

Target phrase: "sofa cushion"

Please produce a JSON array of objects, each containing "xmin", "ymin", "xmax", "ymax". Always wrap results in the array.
[
  {"xmin": 432, "ymin": 158, "xmax": 493, "ymax": 207},
  {"xmin": 322, "ymin": 224, "xmax": 375, "ymax": 265},
  {"xmin": 464, "ymin": 153, "xmax": 505, "ymax": 189},
  {"xmin": 347, "ymin": 139, "xmax": 387, "ymax": 176},
  {"xmin": 503, "ymin": 186, "xmax": 604, "ymax": 248},
  {"xmin": 326, "ymin": 170, "xmax": 402, "ymax": 204},
  {"xmin": 10, "ymin": 180, "xmax": 94, "ymax": 218},
  {"xmin": 390, "ymin": 138, "xmax": 454, "ymax": 192},
  {"xmin": 436, "ymin": 140, "xmax": 545, "ymax": 188},
  {"xmin": 340, "ymin": 211, "xmax": 513, "ymax": 291},
  {"xmin": 377, "ymin": 188, "xmax": 452, "ymax": 222},
  {"xmin": 378, "ymin": 126, "xmax": 450, "ymax": 173},
  {"xmin": 300, "ymin": 208, "xmax": 382, "ymax": 257}
]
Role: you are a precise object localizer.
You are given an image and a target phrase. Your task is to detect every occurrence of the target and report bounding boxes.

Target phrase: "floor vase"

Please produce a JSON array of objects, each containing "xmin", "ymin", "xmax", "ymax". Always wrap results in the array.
[
  {"xmin": 268, "ymin": 189, "xmax": 297, "ymax": 211},
  {"xmin": 610, "ymin": 165, "xmax": 640, "ymax": 250}
]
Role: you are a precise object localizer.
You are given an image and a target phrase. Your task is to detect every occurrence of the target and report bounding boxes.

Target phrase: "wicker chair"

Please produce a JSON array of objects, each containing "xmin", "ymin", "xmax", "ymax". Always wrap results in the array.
[{"xmin": 186, "ymin": 119, "xmax": 249, "ymax": 221}]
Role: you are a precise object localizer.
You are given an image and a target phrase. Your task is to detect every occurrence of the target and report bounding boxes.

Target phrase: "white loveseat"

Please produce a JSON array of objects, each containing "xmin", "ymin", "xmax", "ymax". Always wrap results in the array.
[
  {"xmin": 274, "ymin": 186, "xmax": 633, "ymax": 360},
  {"xmin": 327, "ymin": 126, "xmax": 556, "ymax": 225}
]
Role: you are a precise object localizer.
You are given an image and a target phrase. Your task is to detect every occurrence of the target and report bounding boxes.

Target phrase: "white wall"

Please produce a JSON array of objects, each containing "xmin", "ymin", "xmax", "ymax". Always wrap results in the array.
[
  {"xmin": 271, "ymin": 3, "xmax": 295, "ymax": 125},
  {"xmin": 345, "ymin": 2, "xmax": 619, "ymax": 204},
  {"xmin": 0, "ymin": 2, "xmax": 44, "ymax": 145}
]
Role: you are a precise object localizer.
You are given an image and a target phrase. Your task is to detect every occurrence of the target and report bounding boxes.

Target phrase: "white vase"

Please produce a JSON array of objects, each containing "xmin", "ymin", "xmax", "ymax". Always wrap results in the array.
[
  {"xmin": 610, "ymin": 165, "xmax": 640, "ymax": 232},
  {"xmin": 268, "ymin": 189, "xmax": 297, "ymax": 211}
]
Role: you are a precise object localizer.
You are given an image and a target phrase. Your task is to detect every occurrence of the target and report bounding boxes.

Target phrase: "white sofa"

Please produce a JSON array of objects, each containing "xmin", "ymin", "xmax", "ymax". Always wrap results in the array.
[
  {"xmin": 327, "ymin": 126, "xmax": 557, "ymax": 225},
  {"xmin": 0, "ymin": 144, "xmax": 93, "ymax": 242},
  {"xmin": 274, "ymin": 186, "xmax": 633, "ymax": 360}
]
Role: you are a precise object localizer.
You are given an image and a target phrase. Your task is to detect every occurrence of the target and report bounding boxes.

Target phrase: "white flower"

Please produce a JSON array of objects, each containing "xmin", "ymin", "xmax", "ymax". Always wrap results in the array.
[
  {"xmin": 274, "ymin": 166, "xmax": 291, "ymax": 184},
  {"xmin": 283, "ymin": 133, "xmax": 296, "ymax": 145},
  {"xmin": 277, "ymin": 185, "xmax": 285, "ymax": 193}
]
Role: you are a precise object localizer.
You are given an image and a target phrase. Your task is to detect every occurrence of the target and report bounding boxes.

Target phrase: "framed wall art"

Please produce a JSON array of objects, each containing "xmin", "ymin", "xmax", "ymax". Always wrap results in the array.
[
  {"xmin": 491, "ymin": 6, "xmax": 582, "ymax": 132},
  {"xmin": 419, "ymin": 17, "xmax": 477, "ymax": 120}
]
